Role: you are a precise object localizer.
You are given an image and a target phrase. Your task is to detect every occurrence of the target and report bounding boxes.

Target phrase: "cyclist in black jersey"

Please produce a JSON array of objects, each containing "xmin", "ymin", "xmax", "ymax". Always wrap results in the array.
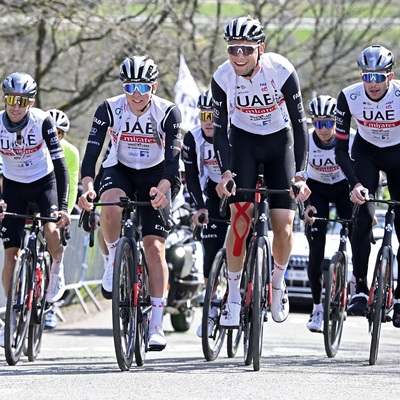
[
  {"xmin": 182, "ymin": 89, "xmax": 230, "ymax": 338},
  {"xmin": 303, "ymin": 95, "xmax": 353, "ymax": 333},
  {"xmin": 0, "ymin": 72, "xmax": 70, "ymax": 346},
  {"xmin": 213, "ymin": 16, "xmax": 311, "ymax": 328},
  {"xmin": 79, "ymin": 56, "xmax": 182, "ymax": 349},
  {"xmin": 335, "ymin": 45, "xmax": 400, "ymax": 326}
]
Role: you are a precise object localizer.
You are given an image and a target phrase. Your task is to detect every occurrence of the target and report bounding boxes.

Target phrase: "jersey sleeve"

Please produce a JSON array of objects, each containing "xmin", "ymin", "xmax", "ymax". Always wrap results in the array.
[
  {"xmin": 80, "ymin": 101, "xmax": 111, "ymax": 180},
  {"xmin": 161, "ymin": 105, "xmax": 182, "ymax": 186},
  {"xmin": 182, "ymin": 131, "xmax": 205, "ymax": 210},
  {"xmin": 43, "ymin": 116, "xmax": 69, "ymax": 212},
  {"xmin": 281, "ymin": 70, "xmax": 309, "ymax": 172},
  {"xmin": 335, "ymin": 91, "xmax": 358, "ymax": 189},
  {"xmin": 211, "ymin": 77, "xmax": 230, "ymax": 173}
]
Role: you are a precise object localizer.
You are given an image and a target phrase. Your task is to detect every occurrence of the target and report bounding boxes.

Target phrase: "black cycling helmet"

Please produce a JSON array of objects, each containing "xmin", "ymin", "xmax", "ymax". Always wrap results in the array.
[
  {"xmin": 308, "ymin": 95, "xmax": 336, "ymax": 118},
  {"xmin": 197, "ymin": 89, "xmax": 212, "ymax": 110},
  {"xmin": 48, "ymin": 109, "xmax": 70, "ymax": 133},
  {"xmin": 119, "ymin": 56, "xmax": 159, "ymax": 83},
  {"xmin": 2, "ymin": 72, "xmax": 37, "ymax": 97},
  {"xmin": 224, "ymin": 16, "xmax": 265, "ymax": 43},
  {"xmin": 357, "ymin": 45, "xmax": 395, "ymax": 73}
]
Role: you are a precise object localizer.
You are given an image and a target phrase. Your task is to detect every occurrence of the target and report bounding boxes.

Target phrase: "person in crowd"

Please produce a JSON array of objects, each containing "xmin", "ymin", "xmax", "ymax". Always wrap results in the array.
[
  {"xmin": 182, "ymin": 89, "xmax": 230, "ymax": 338},
  {"xmin": 335, "ymin": 45, "xmax": 400, "ymax": 327},
  {"xmin": 44, "ymin": 109, "xmax": 80, "ymax": 329},
  {"xmin": 212, "ymin": 16, "xmax": 311, "ymax": 328},
  {"xmin": 0, "ymin": 72, "xmax": 70, "ymax": 346},
  {"xmin": 303, "ymin": 95, "xmax": 354, "ymax": 333},
  {"xmin": 78, "ymin": 55, "xmax": 182, "ymax": 349}
]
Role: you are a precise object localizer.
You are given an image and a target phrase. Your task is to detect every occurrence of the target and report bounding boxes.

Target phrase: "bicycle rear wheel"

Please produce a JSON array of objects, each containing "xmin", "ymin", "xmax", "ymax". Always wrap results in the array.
[
  {"xmin": 135, "ymin": 248, "xmax": 149, "ymax": 367},
  {"xmin": 5, "ymin": 249, "xmax": 32, "ymax": 365},
  {"xmin": 202, "ymin": 248, "xmax": 227, "ymax": 361},
  {"xmin": 27, "ymin": 250, "xmax": 51, "ymax": 361},
  {"xmin": 112, "ymin": 237, "xmax": 137, "ymax": 371},
  {"xmin": 369, "ymin": 247, "xmax": 390, "ymax": 365},
  {"xmin": 323, "ymin": 251, "xmax": 347, "ymax": 358}
]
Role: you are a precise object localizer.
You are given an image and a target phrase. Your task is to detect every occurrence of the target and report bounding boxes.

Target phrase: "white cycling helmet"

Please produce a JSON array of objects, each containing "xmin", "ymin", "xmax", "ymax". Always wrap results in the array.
[
  {"xmin": 357, "ymin": 45, "xmax": 395, "ymax": 72},
  {"xmin": 224, "ymin": 16, "xmax": 265, "ymax": 43},
  {"xmin": 48, "ymin": 109, "xmax": 70, "ymax": 133},
  {"xmin": 119, "ymin": 56, "xmax": 159, "ymax": 83},
  {"xmin": 197, "ymin": 89, "xmax": 212, "ymax": 110},
  {"xmin": 308, "ymin": 95, "xmax": 336, "ymax": 118},
  {"xmin": 2, "ymin": 72, "xmax": 37, "ymax": 97}
]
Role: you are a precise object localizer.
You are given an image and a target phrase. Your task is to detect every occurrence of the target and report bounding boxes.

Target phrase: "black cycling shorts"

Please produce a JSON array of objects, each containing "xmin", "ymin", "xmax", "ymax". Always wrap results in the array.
[
  {"xmin": 229, "ymin": 126, "xmax": 296, "ymax": 210},
  {"xmin": 2, "ymin": 172, "xmax": 58, "ymax": 249},
  {"xmin": 98, "ymin": 162, "xmax": 169, "ymax": 239}
]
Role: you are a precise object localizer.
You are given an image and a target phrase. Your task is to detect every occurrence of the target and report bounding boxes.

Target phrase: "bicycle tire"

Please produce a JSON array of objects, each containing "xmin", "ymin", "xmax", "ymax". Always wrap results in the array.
[
  {"xmin": 323, "ymin": 251, "xmax": 347, "ymax": 358},
  {"xmin": 112, "ymin": 237, "xmax": 137, "ymax": 371},
  {"xmin": 5, "ymin": 249, "xmax": 32, "ymax": 365},
  {"xmin": 135, "ymin": 248, "xmax": 148, "ymax": 367},
  {"xmin": 202, "ymin": 248, "xmax": 227, "ymax": 361},
  {"xmin": 27, "ymin": 250, "xmax": 51, "ymax": 361},
  {"xmin": 227, "ymin": 265, "xmax": 245, "ymax": 358},
  {"xmin": 250, "ymin": 239, "xmax": 266, "ymax": 371},
  {"xmin": 369, "ymin": 247, "xmax": 390, "ymax": 365},
  {"xmin": 243, "ymin": 238, "xmax": 256, "ymax": 366}
]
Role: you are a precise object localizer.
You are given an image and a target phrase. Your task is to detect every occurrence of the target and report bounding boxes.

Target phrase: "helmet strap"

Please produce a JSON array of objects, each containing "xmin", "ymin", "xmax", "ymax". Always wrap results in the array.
[{"xmin": 239, "ymin": 48, "xmax": 261, "ymax": 79}]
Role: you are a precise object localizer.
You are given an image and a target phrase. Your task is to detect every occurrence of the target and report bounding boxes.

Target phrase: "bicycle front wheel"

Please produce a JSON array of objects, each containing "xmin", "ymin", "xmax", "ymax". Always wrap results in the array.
[
  {"xmin": 5, "ymin": 249, "xmax": 32, "ymax": 365},
  {"xmin": 112, "ymin": 237, "xmax": 137, "ymax": 371},
  {"xmin": 27, "ymin": 251, "xmax": 51, "ymax": 361},
  {"xmin": 202, "ymin": 248, "xmax": 227, "ymax": 361},
  {"xmin": 323, "ymin": 251, "xmax": 347, "ymax": 358},
  {"xmin": 135, "ymin": 248, "xmax": 149, "ymax": 367},
  {"xmin": 250, "ymin": 240, "xmax": 266, "ymax": 371},
  {"xmin": 369, "ymin": 247, "xmax": 390, "ymax": 365}
]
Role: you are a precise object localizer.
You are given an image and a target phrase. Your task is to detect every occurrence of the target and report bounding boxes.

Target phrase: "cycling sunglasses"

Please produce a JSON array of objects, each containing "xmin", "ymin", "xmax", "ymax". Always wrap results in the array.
[
  {"xmin": 4, "ymin": 95, "xmax": 32, "ymax": 107},
  {"xmin": 123, "ymin": 83, "xmax": 153, "ymax": 95},
  {"xmin": 361, "ymin": 73, "xmax": 388, "ymax": 83},
  {"xmin": 227, "ymin": 44, "xmax": 259, "ymax": 56},
  {"xmin": 199, "ymin": 111, "xmax": 213, "ymax": 121},
  {"xmin": 313, "ymin": 120, "xmax": 335, "ymax": 129}
]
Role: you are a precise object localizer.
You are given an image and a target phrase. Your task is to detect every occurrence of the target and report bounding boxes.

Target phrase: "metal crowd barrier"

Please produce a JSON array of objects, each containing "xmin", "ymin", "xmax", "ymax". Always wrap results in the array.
[{"xmin": 0, "ymin": 215, "xmax": 104, "ymax": 318}]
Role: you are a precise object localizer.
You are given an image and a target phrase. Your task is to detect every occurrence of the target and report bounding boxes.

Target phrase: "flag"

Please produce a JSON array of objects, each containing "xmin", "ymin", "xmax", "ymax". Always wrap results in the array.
[{"xmin": 174, "ymin": 55, "xmax": 201, "ymax": 132}]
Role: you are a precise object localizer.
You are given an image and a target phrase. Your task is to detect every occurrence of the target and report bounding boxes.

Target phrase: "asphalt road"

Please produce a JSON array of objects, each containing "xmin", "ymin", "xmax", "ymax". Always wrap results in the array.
[{"xmin": 0, "ymin": 299, "xmax": 399, "ymax": 400}]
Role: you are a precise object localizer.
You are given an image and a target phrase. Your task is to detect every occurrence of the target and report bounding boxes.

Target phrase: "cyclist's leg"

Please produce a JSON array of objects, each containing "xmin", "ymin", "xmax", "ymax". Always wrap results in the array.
[{"xmin": 220, "ymin": 130, "xmax": 258, "ymax": 327}]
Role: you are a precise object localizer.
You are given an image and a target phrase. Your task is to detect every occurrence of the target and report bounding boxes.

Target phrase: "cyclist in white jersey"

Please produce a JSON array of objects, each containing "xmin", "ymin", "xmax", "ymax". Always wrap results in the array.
[
  {"xmin": 335, "ymin": 45, "xmax": 400, "ymax": 326},
  {"xmin": 0, "ymin": 72, "xmax": 70, "ymax": 345},
  {"xmin": 213, "ymin": 16, "xmax": 311, "ymax": 328},
  {"xmin": 79, "ymin": 56, "xmax": 182, "ymax": 349},
  {"xmin": 303, "ymin": 95, "xmax": 354, "ymax": 333},
  {"xmin": 182, "ymin": 89, "xmax": 230, "ymax": 338}
]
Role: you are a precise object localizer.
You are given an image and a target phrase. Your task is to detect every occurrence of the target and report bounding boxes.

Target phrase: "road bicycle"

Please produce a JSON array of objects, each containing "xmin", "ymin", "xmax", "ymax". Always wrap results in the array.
[
  {"xmin": 364, "ymin": 197, "xmax": 400, "ymax": 365},
  {"xmin": 305, "ymin": 206, "xmax": 358, "ymax": 358},
  {"xmin": 194, "ymin": 217, "xmax": 243, "ymax": 361},
  {"xmin": 220, "ymin": 175, "xmax": 300, "ymax": 371},
  {"xmin": 1, "ymin": 206, "xmax": 66, "ymax": 365},
  {"xmin": 79, "ymin": 196, "xmax": 170, "ymax": 371}
]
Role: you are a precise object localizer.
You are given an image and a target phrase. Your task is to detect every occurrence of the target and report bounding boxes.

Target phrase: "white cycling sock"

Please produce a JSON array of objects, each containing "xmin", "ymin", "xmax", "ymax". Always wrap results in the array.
[
  {"xmin": 227, "ymin": 270, "xmax": 242, "ymax": 303},
  {"xmin": 272, "ymin": 261, "xmax": 288, "ymax": 289},
  {"xmin": 313, "ymin": 303, "xmax": 324, "ymax": 313},
  {"xmin": 51, "ymin": 255, "xmax": 64, "ymax": 274},
  {"xmin": 105, "ymin": 238, "xmax": 119, "ymax": 266},
  {"xmin": 150, "ymin": 297, "xmax": 164, "ymax": 329}
]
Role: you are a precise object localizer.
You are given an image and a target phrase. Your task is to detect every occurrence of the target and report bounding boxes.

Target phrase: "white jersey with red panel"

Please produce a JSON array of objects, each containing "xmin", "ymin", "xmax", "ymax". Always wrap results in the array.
[
  {"xmin": 339, "ymin": 80, "xmax": 400, "ymax": 147},
  {"xmin": 0, "ymin": 107, "xmax": 55, "ymax": 183},
  {"xmin": 212, "ymin": 52, "xmax": 294, "ymax": 135}
]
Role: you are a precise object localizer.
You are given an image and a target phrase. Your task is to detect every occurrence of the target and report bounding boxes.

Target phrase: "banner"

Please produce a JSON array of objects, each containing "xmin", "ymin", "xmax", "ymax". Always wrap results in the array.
[{"xmin": 174, "ymin": 55, "xmax": 201, "ymax": 132}]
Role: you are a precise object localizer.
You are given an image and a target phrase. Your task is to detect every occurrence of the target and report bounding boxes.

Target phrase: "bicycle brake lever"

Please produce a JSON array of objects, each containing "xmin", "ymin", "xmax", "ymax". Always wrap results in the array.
[{"xmin": 219, "ymin": 180, "xmax": 234, "ymax": 217}]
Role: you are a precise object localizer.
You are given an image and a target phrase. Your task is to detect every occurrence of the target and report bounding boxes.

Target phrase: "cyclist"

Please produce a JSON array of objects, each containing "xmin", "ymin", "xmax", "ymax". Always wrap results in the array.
[
  {"xmin": 0, "ymin": 72, "xmax": 70, "ymax": 345},
  {"xmin": 182, "ymin": 89, "xmax": 230, "ymax": 337},
  {"xmin": 78, "ymin": 55, "xmax": 182, "ymax": 349},
  {"xmin": 213, "ymin": 16, "xmax": 311, "ymax": 328},
  {"xmin": 303, "ymin": 95, "xmax": 354, "ymax": 333},
  {"xmin": 335, "ymin": 45, "xmax": 400, "ymax": 326},
  {"xmin": 45, "ymin": 109, "xmax": 80, "ymax": 329}
]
